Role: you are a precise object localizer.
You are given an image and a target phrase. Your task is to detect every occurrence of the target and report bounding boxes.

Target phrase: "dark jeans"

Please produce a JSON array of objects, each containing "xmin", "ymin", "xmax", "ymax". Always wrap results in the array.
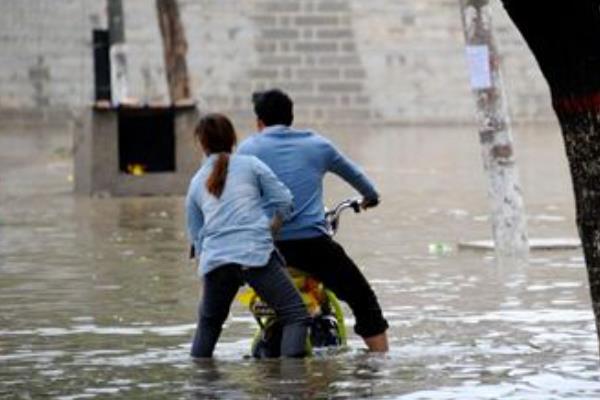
[
  {"xmin": 191, "ymin": 252, "xmax": 309, "ymax": 358},
  {"xmin": 276, "ymin": 235, "xmax": 388, "ymax": 338}
]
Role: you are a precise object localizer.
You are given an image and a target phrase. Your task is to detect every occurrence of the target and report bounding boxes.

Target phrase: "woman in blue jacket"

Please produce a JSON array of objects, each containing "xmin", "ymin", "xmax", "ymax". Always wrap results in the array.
[{"xmin": 186, "ymin": 113, "xmax": 309, "ymax": 358}]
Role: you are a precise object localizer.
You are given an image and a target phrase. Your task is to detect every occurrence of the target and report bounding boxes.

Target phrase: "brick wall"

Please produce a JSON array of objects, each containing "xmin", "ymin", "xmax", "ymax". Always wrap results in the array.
[{"xmin": 0, "ymin": 0, "xmax": 554, "ymax": 129}]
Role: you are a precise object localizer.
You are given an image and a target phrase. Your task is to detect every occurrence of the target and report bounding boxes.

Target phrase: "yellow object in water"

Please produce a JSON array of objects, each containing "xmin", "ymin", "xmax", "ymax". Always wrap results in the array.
[{"xmin": 127, "ymin": 163, "xmax": 146, "ymax": 176}]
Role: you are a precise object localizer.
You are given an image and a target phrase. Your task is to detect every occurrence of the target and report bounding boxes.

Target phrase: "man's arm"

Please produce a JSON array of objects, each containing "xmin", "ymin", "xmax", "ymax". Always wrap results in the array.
[{"xmin": 325, "ymin": 141, "xmax": 380, "ymax": 208}]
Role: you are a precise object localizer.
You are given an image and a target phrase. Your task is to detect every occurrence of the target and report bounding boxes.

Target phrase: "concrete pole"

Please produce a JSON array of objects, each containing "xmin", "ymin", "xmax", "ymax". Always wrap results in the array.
[
  {"xmin": 459, "ymin": 0, "xmax": 529, "ymax": 262},
  {"xmin": 108, "ymin": 0, "xmax": 129, "ymax": 104}
]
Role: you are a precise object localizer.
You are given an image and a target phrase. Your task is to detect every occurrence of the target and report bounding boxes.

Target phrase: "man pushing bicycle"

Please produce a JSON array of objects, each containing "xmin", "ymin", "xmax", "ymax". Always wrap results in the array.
[{"xmin": 237, "ymin": 88, "xmax": 389, "ymax": 352}]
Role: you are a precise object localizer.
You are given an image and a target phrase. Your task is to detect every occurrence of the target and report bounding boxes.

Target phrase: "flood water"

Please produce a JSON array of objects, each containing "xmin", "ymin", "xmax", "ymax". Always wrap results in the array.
[{"xmin": 1, "ymin": 122, "xmax": 599, "ymax": 399}]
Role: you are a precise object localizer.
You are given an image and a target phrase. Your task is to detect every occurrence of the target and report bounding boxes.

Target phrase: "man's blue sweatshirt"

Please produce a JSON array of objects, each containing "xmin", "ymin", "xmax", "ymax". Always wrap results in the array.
[{"xmin": 237, "ymin": 125, "xmax": 379, "ymax": 241}]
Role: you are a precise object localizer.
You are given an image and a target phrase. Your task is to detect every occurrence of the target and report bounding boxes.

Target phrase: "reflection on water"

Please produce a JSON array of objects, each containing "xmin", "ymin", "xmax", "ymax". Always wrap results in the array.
[{"xmin": 1, "ymin": 124, "xmax": 599, "ymax": 399}]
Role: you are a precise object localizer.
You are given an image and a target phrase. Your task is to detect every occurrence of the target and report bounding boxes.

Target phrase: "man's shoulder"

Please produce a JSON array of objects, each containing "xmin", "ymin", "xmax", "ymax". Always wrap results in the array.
[
  {"xmin": 284, "ymin": 128, "xmax": 333, "ymax": 149},
  {"xmin": 238, "ymin": 128, "xmax": 332, "ymax": 152},
  {"xmin": 237, "ymin": 134, "xmax": 261, "ymax": 154},
  {"xmin": 298, "ymin": 130, "xmax": 336, "ymax": 155},
  {"xmin": 307, "ymin": 130, "xmax": 332, "ymax": 145}
]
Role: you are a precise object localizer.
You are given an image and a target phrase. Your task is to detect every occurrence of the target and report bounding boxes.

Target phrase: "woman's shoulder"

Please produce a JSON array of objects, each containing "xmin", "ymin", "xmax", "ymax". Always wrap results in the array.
[
  {"xmin": 230, "ymin": 154, "xmax": 273, "ymax": 178},
  {"xmin": 196, "ymin": 161, "xmax": 212, "ymax": 177},
  {"xmin": 231, "ymin": 153, "xmax": 261, "ymax": 166}
]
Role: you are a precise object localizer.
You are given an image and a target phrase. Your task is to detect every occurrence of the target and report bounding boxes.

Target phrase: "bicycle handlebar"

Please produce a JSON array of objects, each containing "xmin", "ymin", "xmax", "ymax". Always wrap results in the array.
[{"xmin": 325, "ymin": 197, "xmax": 362, "ymax": 236}]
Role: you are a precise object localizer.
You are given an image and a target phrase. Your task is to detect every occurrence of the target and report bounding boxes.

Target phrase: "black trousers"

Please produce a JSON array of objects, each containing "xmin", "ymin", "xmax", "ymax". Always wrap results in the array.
[
  {"xmin": 191, "ymin": 252, "xmax": 310, "ymax": 358},
  {"xmin": 276, "ymin": 235, "xmax": 388, "ymax": 338}
]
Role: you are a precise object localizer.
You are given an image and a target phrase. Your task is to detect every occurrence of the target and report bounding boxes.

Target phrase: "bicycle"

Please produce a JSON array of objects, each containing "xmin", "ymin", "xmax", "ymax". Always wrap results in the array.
[{"xmin": 237, "ymin": 197, "xmax": 363, "ymax": 358}]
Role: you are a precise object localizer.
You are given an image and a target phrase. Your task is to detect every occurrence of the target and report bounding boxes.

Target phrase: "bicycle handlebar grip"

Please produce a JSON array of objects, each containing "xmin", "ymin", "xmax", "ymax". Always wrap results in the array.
[{"xmin": 364, "ymin": 197, "xmax": 380, "ymax": 209}]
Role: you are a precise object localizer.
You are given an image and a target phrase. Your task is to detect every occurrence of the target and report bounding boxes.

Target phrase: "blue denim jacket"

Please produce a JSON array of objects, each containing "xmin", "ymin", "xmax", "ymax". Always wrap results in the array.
[
  {"xmin": 186, "ymin": 154, "xmax": 293, "ymax": 276},
  {"xmin": 237, "ymin": 125, "xmax": 379, "ymax": 240}
]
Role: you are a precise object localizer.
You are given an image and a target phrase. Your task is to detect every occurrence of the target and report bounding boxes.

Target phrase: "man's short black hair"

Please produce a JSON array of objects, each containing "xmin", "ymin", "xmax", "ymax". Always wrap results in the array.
[{"xmin": 252, "ymin": 88, "xmax": 294, "ymax": 127}]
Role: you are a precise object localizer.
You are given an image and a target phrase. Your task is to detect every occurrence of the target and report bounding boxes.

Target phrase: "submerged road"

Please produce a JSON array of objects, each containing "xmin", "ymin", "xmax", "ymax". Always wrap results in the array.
[{"xmin": 1, "ymin": 123, "xmax": 599, "ymax": 399}]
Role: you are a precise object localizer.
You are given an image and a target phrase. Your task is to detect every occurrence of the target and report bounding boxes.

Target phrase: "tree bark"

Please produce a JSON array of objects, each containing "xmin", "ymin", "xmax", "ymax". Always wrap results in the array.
[
  {"xmin": 501, "ymin": 0, "xmax": 600, "ymax": 352},
  {"xmin": 156, "ymin": 0, "xmax": 191, "ymax": 103},
  {"xmin": 459, "ymin": 0, "xmax": 529, "ymax": 262}
]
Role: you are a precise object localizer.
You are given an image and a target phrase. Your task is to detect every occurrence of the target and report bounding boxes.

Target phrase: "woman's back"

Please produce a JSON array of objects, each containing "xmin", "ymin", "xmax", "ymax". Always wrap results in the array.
[
  {"xmin": 195, "ymin": 154, "xmax": 270, "ymax": 241},
  {"xmin": 186, "ymin": 154, "xmax": 292, "ymax": 276}
]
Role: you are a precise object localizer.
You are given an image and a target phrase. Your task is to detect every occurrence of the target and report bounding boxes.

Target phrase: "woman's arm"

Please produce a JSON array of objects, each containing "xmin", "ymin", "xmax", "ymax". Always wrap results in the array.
[
  {"xmin": 185, "ymin": 187, "xmax": 205, "ymax": 257},
  {"xmin": 270, "ymin": 213, "xmax": 284, "ymax": 237}
]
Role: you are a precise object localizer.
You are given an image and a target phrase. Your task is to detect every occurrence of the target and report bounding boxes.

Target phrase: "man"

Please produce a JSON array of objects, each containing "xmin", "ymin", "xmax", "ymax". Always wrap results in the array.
[{"xmin": 237, "ymin": 88, "xmax": 389, "ymax": 352}]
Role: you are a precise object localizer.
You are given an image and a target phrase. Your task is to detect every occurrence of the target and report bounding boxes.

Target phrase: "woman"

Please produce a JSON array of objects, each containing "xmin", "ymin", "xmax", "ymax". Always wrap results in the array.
[{"xmin": 186, "ymin": 113, "xmax": 309, "ymax": 358}]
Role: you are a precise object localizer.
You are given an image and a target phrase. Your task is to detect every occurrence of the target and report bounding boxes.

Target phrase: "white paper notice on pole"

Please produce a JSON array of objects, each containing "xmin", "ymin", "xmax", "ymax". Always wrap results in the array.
[{"xmin": 466, "ymin": 45, "xmax": 492, "ymax": 90}]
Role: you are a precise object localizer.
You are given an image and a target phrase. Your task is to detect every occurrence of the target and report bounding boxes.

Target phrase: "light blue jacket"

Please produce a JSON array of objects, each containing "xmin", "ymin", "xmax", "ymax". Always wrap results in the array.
[
  {"xmin": 237, "ymin": 125, "xmax": 379, "ymax": 240},
  {"xmin": 186, "ymin": 154, "xmax": 293, "ymax": 276}
]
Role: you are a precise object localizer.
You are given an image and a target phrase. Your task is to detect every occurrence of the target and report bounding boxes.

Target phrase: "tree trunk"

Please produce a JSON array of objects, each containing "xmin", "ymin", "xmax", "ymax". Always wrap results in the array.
[
  {"xmin": 107, "ymin": 0, "xmax": 129, "ymax": 104},
  {"xmin": 459, "ymin": 0, "xmax": 529, "ymax": 262},
  {"xmin": 156, "ymin": 0, "xmax": 191, "ymax": 103},
  {"xmin": 501, "ymin": 0, "xmax": 600, "ymax": 352}
]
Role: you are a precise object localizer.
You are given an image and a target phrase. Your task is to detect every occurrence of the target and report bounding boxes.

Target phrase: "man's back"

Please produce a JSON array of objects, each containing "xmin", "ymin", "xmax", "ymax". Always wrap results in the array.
[
  {"xmin": 244, "ymin": 89, "xmax": 389, "ymax": 352},
  {"xmin": 238, "ymin": 125, "xmax": 378, "ymax": 240}
]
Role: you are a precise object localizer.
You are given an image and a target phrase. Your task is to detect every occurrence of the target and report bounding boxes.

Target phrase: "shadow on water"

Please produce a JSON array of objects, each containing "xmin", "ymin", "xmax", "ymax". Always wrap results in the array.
[{"xmin": 1, "ymin": 124, "xmax": 600, "ymax": 398}]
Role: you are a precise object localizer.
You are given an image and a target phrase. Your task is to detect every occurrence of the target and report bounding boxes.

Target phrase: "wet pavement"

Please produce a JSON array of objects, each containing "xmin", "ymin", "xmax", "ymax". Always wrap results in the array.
[{"xmin": 1, "ymin": 123, "xmax": 599, "ymax": 399}]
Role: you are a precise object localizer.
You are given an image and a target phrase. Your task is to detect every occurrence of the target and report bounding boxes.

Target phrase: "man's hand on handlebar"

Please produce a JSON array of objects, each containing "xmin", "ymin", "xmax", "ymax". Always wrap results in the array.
[{"xmin": 361, "ymin": 197, "xmax": 380, "ymax": 210}]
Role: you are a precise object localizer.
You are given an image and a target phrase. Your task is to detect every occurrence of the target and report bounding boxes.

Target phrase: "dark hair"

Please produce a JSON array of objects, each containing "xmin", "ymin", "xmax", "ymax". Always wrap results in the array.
[
  {"xmin": 194, "ymin": 113, "xmax": 237, "ymax": 198},
  {"xmin": 252, "ymin": 88, "xmax": 294, "ymax": 126}
]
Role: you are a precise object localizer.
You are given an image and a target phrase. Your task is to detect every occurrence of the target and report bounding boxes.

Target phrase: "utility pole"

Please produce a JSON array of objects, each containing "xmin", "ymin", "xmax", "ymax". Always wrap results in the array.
[
  {"xmin": 156, "ymin": 0, "xmax": 191, "ymax": 103},
  {"xmin": 459, "ymin": 0, "xmax": 529, "ymax": 262},
  {"xmin": 107, "ymin": 0, "xmax": 129, "ymax": 104}
]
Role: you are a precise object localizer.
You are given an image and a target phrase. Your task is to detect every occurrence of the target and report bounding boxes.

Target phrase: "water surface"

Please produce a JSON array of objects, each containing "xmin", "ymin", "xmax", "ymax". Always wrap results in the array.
[{"xmin": 1, "ymin": 124, "xmax": 599, "ymax": 399}]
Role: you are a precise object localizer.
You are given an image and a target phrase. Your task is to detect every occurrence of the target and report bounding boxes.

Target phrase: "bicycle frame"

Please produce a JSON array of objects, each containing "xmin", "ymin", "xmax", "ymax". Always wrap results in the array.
[{"xmin": 239, "ymin": 197, "xmax": 363, "ymax": 357}]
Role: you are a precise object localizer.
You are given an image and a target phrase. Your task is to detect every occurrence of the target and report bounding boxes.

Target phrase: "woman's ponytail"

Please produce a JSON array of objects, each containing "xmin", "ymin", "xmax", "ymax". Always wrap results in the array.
[
  {"xmin": 194, "ymin": 113, "xmax": 237, "ymax": 199},
  {"xmin": 206, "ymin": 152, "xmax": 230, "ymax": 198}
]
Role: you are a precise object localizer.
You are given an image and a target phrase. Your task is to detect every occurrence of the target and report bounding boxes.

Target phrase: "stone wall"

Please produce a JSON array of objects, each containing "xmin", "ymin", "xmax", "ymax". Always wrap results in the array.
[{"xmin": 0, "ymin": 0, "xmax": 555, "ymax": 130}]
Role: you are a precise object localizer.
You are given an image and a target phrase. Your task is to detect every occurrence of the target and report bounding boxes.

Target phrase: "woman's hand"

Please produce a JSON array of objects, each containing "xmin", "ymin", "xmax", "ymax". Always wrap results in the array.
[{"xmin": 270, "ymin": 213, "xmax": 284, "ymax": 237}]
